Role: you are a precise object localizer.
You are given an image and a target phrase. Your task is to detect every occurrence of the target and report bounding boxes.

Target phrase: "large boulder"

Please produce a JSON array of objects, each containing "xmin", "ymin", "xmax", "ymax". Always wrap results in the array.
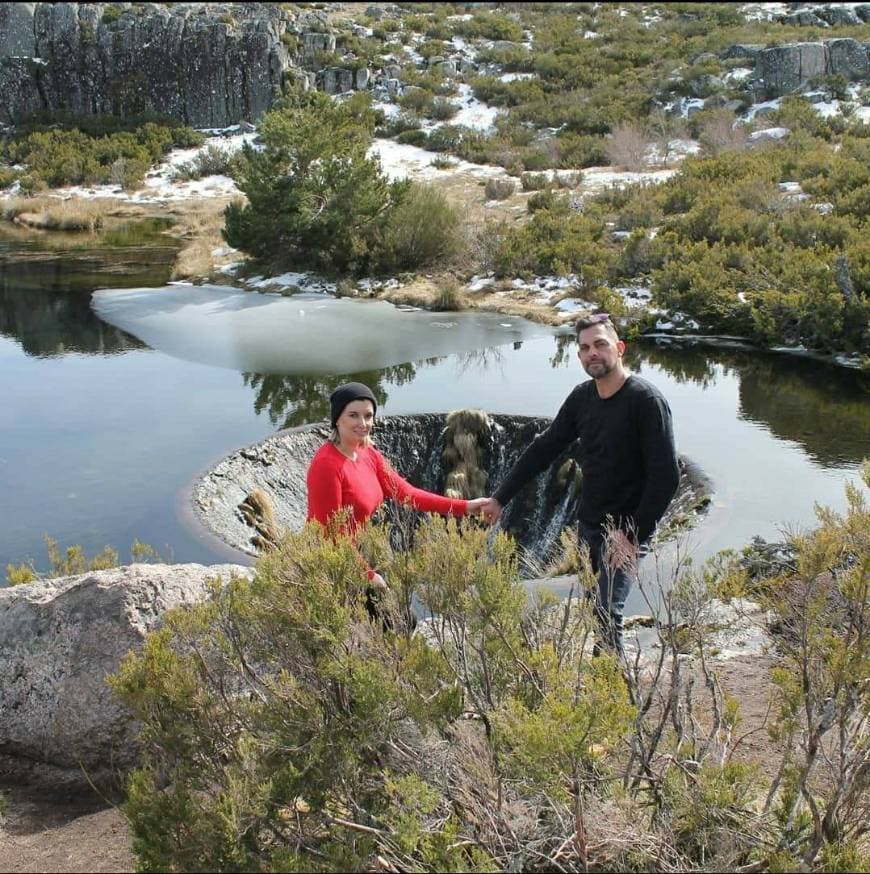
[
  {"xmin": 756, "ymin": 42, "xmax": 827, "ymax": 96},
  {"xmin": 0, "ymin": 563, "xmax": 252, "ymax": 785},
  {"xmin": 755, "ymin": 39, "xmax": 870, "ymax": 97}
]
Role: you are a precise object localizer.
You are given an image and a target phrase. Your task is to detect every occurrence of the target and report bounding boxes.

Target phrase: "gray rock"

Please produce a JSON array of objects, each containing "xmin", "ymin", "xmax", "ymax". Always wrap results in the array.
[
  {"xmin": 0, "ymin": 2, "xmax": 36, "ymax": 57},
  {"xmin": 687, "ymin": 74, "xmax": 725, "ymax": 98},
  {"xmin": 365, "ymin": 5, "xmax": 385, "ymax": 19},
  {"xmin": 355, "ymin": 66, "xmax": 370, "ymax": 89},
  {"xmin": 856, "ymin": 5, "xmax": 870, "ymax": 23},
  {"xmin": 321, "ymin": 67, "xmax": 338, "ymax": 94},
  {"xmin": 0, "ymin": 2, "xmax": 294, "ymax": 127},
  {"xmin": 433, "ymin": 59, "xmax": 457, "ymax": 77},
  {"xmin": 826, "ymin": 37, "xmax": 869, "ymax": 79},
  {"xmin": 386, "ymin": 77, "xmax": 401, "ymax": 94},
  {"xmin": 756, "ymin": 41, "xmax": 827, "ymax": 96},
  {"xmin": 722, "ymin": 43, "xmax": 764, "ymax": 61},
  {"xmin": 816, "ymin": 5, "xmax": 861, "ymax": 26},
  {"xmin": 301, "ymin": 30, "xmax": 336, "ymax": 54},
  {"xmin": 319, "ymin": 66, "xmax": 357, "ymax": 95},
  {"xmin": 783, "ymin": 10, "xmax": 828, "ymax": 26},
  {"xmin": 0, "ymin": 563, "xmax": 252, "ymax": 783},
  {"xmin": 384, "ymin": 63, "xmax": 401, "ymax": 79}
]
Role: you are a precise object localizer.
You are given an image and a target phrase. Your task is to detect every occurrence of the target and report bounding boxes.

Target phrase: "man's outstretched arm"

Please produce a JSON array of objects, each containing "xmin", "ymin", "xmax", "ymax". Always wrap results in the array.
[{"xmin": 482, "ymin": 389, "xmax": 581, "ymax": 525}]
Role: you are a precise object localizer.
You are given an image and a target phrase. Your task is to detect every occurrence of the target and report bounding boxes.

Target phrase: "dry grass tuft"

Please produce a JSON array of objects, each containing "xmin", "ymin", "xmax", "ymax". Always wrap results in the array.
[
  {"xmin": 167, "ymin": 196, "xmax": 238, "ymax": 280},
  {"xmin": 1, "ymin": 196, "xmax": 121, "ymax": 231}
]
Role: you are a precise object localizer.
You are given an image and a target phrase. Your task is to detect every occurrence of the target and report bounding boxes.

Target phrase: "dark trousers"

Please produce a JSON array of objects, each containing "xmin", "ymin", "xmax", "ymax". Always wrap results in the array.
[{"xmin": 578, "ymin": 522, "xmax": 647, "ymax": 657}]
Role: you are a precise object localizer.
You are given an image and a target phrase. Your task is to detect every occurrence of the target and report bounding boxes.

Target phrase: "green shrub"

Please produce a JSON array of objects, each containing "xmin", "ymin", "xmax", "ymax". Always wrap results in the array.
[
  {"xmin": 6, "ymin": 534, "xmax": 163, "ymax": 584},
  {"xmin": 484, "ymin": 176, "xmax": 516, "ymax": 200},
  {"xmin": 495, "ymin": 202, "xmax": 615, "ymax": 288},
  {"xmin": 171, "ymin": 144, "xmax": 234, "ymax": 182},
  {"xmin": 4, "ymin": 121, "xmax": 204, "ymax": 190},
  {"xmin": 398, "ymin": 87, "xmax": 435, "ymax": 115},
  {"xmin": 110, "ymin": 516, "xmax": 632, "ymax": 872},
  {"xmin": 428, "ymin": 97, "xmax": 459, "ymax": 121},
  {"xmin": 450, "ymin": 11, "xmax": 524, "ymax": 42},
  {"xmin": 101, "ymin": 4, "xmax": 122, "ymax": 24},
  {"xmin": 520, "ymin": 171, "xmax": 550, "ymax": 191},
  {"xmin": 396, "ymin": 128, "xmax": 429, "ymax": 147},
  {"xmin": 527, "ymin": 188, "xmax": 564, "ymax": 213},
  {"xmin": 433, "ymin": 277, "xmax": 463, "ymax": 311},
  {"xmin": 381, "ymin": 182, "xmax": 463, "ymax": 272},
  {"xmin": 224, "ymin": 94, "xmax": 403, "ymax": 275},
  {"xmin": 429, "ymin": 154, "xmax": 457, "ymax": 170}
]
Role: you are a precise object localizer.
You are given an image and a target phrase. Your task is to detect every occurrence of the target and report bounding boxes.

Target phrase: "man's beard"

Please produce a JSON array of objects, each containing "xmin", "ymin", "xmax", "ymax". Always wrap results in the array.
[{"xmin": 584, "ymin": 359, "xmax": 615, "ymax": 379}]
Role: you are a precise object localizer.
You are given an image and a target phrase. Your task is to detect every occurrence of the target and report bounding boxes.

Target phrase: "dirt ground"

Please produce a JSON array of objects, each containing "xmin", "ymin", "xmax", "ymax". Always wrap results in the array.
[
  {"xmin": 0, "ymin": 786, "xmax": 134, "ymax": 873},
  {"xmin": 0, "ymin": 652, "xmax": 780, "ymax": 873}
]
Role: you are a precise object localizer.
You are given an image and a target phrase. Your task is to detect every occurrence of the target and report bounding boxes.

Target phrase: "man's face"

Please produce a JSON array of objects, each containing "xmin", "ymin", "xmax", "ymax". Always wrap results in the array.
[{"xmin": 577, "ymin": 324, "xmax": 625, "ymax": 379}]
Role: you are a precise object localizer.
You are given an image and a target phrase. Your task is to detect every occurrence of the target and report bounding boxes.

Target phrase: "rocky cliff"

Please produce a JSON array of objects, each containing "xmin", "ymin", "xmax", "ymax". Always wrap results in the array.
[{"xmin": 0, "ymin": 2, "xmax": 303, "ymax": 127}]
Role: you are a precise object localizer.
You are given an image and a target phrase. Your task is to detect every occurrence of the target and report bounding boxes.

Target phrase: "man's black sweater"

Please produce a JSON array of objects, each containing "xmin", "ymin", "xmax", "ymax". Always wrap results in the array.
[{"xmin": 493, "ymin": 375, "xmax": 680, "ymax": 544}]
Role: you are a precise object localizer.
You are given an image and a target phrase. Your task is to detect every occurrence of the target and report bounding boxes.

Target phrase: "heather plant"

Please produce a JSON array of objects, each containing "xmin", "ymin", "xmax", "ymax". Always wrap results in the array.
[
  {"xmin": 171, "ymin": 144, "xmax": 234, "ymax": 182},
  {"xmin": 110, "ymin": 466, "xmax": 870, "ymax": 871}
]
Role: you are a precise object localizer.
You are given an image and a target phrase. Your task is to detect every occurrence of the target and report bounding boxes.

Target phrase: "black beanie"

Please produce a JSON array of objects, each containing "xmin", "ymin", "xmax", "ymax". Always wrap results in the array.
[{"xmin": 329, "ymin": 382, "xmax": 378, "ymax": 427}]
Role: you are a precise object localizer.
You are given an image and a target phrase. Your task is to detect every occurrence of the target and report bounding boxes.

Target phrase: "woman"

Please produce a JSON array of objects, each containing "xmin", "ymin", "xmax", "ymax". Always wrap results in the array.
[{"xmin": 307, "ymin": 382, "xmax": 487, "ymax": 589}]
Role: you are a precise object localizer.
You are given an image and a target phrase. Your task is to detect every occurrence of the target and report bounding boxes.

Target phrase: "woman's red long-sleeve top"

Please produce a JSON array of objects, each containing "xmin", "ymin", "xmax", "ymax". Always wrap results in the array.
[{"xmin": 306, "ymin": 442, "xmax": 469, "ymax": 530}]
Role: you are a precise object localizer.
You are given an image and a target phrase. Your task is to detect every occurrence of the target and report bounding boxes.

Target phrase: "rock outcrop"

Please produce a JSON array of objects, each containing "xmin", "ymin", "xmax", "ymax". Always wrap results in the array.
[
  {"xmin": 0, "ymin": 2, "xmax": 376, "ymax": 127},
  {"xmin": 756, "ymin": 38, "xmax": 870, "ymax": 96},
  {"xmin": 0, "ymin": 562, "xmax": 251, "ymax": 784}
]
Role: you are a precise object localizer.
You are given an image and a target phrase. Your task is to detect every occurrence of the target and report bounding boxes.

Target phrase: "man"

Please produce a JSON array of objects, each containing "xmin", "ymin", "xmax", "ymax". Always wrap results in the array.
[{"xmin": 480, "ymin": 314, "xmax": 679, "ymax": 657}]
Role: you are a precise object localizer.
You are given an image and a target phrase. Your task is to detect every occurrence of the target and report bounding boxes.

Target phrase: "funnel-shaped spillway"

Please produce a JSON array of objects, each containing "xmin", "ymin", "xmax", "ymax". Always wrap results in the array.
[{"xmin": 191, "ymin": 414, "xmax": 710, "ymax": 575}]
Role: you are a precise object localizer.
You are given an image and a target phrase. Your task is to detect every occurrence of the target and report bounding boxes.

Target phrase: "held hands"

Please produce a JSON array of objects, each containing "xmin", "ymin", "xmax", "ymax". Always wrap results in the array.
[
  {"xmin": 370, "ymin": 571, "xmax": 388, "ymax": 590},
  {"xmin": 606, "ymin": 529, "xmax": 638, "ymax": 572},
  {"xmin": 467, "ymin": 496, "xmax": 502, "ymax": 526}
]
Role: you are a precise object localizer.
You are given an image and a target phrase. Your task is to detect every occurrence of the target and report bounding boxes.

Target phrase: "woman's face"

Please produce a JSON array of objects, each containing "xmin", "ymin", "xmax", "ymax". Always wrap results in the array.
[{"xmin": 336, "ymin": 399, "xmax": 375, "ymax": 447}]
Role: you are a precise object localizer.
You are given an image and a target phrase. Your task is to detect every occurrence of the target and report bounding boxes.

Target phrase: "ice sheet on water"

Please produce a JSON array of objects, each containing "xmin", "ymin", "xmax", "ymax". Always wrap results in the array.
[{"xmin": 90, "ymin": 285, "xmax": 553, "ymax": 374}]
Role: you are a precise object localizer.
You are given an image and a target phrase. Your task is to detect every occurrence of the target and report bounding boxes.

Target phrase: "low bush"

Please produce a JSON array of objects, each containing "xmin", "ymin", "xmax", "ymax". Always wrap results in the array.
[
  {"xmin": 433, "ymin": 276, "xmax": 463, "ymax": 311},
  {"xmin": 427, "ymin": 97, "xmax": 459, "ymax": 121},
  {"xmin": 526, "ymin": 188, "xmax": 563, "ymax": 213},
  {"xmin": 495, "ymin": 201, "xmax": 615, "ymax": 289},
  {"xmin": 520, "ymin": 171, "xmax": 550, "ymax": 191},
  {"xmin": 381, "ymin": 182, "xmax": 464, "ymax": 272},
  {"xmin": 171, "ymin": 144, "xmax": 234, "ymax": 182},
  {"xmin": 429, "ymin": 154, "xmax": 457, "ymax": 170},
  {"xmin": 484, "ymin": 176, "xmax": 516, "ymax": 200},
  {"xmin": 6, "ymin": 535, "xmax": 163, "ymax": 584},
  {"xmin": 396, "ymin": 128, "xmax": 429, "ymax": 147}
]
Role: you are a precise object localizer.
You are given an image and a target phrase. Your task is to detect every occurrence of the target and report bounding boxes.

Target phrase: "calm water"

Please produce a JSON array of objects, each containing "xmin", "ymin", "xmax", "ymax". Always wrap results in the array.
[{"xmin": 2, "ymin": 224, "xmax": 868, "ymax": 591}]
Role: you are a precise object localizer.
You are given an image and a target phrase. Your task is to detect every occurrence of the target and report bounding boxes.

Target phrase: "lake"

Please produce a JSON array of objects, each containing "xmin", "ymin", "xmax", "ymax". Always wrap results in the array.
[{"xmin": 1, "ymin": 223, "xmax": 868, "ymax": 595}]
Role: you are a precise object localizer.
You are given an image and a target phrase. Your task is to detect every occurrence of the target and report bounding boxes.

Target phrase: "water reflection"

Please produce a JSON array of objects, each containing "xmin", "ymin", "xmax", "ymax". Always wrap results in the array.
[
  {"xmin": 244, "ymin": 364, "xmax": 418, "ymax": 429},
  {"xmin": 630, "ymin": 340, "xmax": 869, "ymax": 468},
  {"xmin": 0, "ymin": 219, "xmax": 177, "ymax": 356}
]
